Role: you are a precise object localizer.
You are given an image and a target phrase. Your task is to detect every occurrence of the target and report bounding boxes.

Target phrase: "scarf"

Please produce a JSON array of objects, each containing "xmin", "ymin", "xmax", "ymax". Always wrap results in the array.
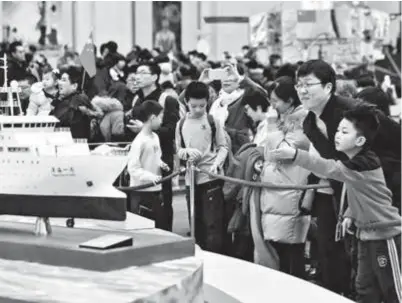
[{"xmin": 210, "ymin": 88, "xmax": 245, "ymax": 125}]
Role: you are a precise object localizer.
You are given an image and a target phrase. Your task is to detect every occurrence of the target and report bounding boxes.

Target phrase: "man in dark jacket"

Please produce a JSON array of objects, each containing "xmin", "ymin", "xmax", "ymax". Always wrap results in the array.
[
  {"xmin": 126, "ymin": 61, "xmax": 180, "ymax": 232},
  {"xmin": 50, "ymin": 66, "xmax": 94, "ymax": 140},
  {"xmin": 296, "ymin": 59, "xmax": 401, "ymax": 297}
]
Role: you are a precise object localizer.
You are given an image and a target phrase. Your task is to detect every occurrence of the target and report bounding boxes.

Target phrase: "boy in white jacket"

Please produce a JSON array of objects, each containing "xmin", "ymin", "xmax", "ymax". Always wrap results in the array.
[{"xmin": 127, "ymin": 100, "xmax": 170, "ymax": 228}]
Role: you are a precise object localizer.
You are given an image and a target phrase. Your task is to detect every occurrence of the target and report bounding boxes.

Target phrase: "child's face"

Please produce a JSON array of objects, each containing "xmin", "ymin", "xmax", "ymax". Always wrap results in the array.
[
  {"xmin": 151, "ymin": 112, "xmax": 163, "ymax": 130},
  {"xmin": 334, "ymin": 118, "xmax": 366, "ymax": 152},
  {"xmin": 42, "ymin": 72, "xmax": 56, "ymax": 89},
  {"xmin": 187, "ymin": 98, "xmax": 207, "ymax": 118}
]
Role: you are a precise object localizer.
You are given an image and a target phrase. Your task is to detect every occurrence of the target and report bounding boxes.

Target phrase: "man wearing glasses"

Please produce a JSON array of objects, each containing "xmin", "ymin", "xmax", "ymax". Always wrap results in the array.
[
  {"xmin": 125, "ymin": 62, "xmax": 180, "ymax": 232},
  {"xmin": 295, "ymin": 60, "xmax": 401, "ymax": 298}
]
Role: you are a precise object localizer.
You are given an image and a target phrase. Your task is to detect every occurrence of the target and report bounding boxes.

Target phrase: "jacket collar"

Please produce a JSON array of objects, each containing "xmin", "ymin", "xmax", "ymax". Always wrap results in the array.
[
  {"xmin": 319, "ymin": 93, "xmax": 338, "ymax": 122},
  {"xmin": 342, "ymin": 148, "xmax": 381, "ymax": 172}
]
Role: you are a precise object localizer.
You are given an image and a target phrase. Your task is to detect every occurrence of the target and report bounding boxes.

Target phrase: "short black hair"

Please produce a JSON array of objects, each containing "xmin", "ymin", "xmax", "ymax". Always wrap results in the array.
[
  {"xmin": 355, "ymin": 74, "xmax": 376, "ymax": 88},
  {"xmin": 343, "ymin": 103, "xmax": 380, "ymax": 147},
  {"xmin": 269, "ymin": 54, "xmax": 281, "ymax": 66},
  {"xmin": 355, "ymin": 87, "xmax": 393, "ymax": 116},
  {"xmin": 268, "ymin": 76, "xmax": 301, "ymax": 108},
  {"xmin": 196, "ymin": 52, "xmax": 207, "ymax": 61},
  {"xmin": 179, "ymin": 64, "xmax": 198, "ymax": 79},
  {"xmin": 9, "ymin": 41, "xmax": 23, "ymax": 54},
  {"xmin": 243, "ymin": 90, "xmax": 269, "ymax": 113},
  {"xmin": 106, "ymin": 41, "xmax": 118, "ymax": 54},
  {"xmin": 60, "ymin": 66, "xmax": 83, "ymax": 87},
  {"xmin": 138, "ymin": 100, "xmax": 163, "ymax": 122},
  {"xmin": 185, "ymin": 81, "xmax": 210, "ymax": 102},
  {"xmin": 160, "ymin": 81, "xmax": 175, "ymax": 90},
  {"xmin": 275, "ymin": 63, "xmax": 298, "ymax": 80},
  {"xmin": 297, "ymin": 59, "xmax": 336, "ymax": 93}
]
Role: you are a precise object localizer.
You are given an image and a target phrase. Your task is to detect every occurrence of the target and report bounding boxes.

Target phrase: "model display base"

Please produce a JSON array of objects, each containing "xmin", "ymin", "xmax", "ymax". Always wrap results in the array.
[{"xmin": 0, "ymin": 221, "xmax": 194, "ymax": 271}]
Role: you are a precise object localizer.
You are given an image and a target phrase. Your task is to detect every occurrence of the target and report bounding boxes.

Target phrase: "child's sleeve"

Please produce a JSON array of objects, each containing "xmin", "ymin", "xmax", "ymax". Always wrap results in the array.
[
  {"xmin": 294, "ymin": 149, "xmax": 364, "ymax": 183},
  {"xmin": 127, "ymin": 140, "xmax": 159, "ymax": 182},
  {"xmin": 214, "ymin": 118, "xmax": 229, "ymax": 167}
]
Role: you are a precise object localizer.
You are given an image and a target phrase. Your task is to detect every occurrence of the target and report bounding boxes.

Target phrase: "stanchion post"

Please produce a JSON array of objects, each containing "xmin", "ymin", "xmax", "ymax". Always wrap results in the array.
[{"xmin": 189, "ymin": 161, "xmax": 196, "ymax": 239}]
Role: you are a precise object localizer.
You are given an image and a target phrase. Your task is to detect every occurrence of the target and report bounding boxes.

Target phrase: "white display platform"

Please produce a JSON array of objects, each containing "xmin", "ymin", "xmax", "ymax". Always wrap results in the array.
[
  {"xmin": 201, "ymin": 251, "xmax": 354, "ymax": 303},
  {"xmin": 0, "ymin": 212, "xmax": 155, "ymax": 231}
]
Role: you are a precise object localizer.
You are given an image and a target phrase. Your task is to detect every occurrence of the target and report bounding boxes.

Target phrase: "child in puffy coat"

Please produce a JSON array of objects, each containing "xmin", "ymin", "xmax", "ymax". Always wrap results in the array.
[
  {"xmin": 26, "ymin": 68, "xmax": 59, "ymax": 116},
  {"xmin": 91, "ymin": 96, "xmax": 125, "ymax": 142}
]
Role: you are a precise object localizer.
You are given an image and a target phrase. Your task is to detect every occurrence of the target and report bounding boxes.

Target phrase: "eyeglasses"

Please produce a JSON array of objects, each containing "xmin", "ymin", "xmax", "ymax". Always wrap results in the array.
[{"xmin": 294, "ymin": 82, "xmax": 322, "ymax": 90}]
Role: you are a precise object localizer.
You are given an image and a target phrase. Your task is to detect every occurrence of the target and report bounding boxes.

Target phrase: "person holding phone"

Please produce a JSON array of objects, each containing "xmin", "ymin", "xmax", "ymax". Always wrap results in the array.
[{"xmin": 204, "ymin": 62, "xmax": 269, "ymax": 154}]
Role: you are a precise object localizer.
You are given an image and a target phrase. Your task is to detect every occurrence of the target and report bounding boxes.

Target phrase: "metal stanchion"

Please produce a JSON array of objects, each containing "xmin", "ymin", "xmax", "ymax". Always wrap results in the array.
[{"xmin": 189, "ymin": 161, "xmax": 196, "ymax": 239}]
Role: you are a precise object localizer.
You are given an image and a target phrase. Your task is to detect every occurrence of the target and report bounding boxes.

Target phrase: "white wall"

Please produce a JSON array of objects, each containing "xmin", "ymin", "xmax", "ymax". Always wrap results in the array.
[
  {"xmin": 134, "ymin": 1, "xmax": 153, "ymax": 51},
  {"xmin": 181, "ymin": 1, "xmax": 199, "ymax": 53}
]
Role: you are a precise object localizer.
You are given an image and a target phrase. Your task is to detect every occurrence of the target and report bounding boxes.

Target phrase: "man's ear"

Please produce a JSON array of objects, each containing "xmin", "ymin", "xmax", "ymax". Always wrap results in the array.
[
  {"xmin": 72, "ymin": 83, "xmax": 78, "ymax": 91},
  {"xmin": 355, "ymin": 135, "xmax": 366, "ymax": 147},
  {"xmin": 324, "ymin": 82, "xmax": 333, "ymax": 95}
]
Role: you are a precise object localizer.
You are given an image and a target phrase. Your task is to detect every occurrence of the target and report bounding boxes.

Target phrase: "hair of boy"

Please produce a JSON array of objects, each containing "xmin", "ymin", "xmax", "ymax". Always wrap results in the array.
[
  {"xmin": 342, "ymin": 103, "xmax": 380, "ymax": 147},
  {"xmin": 136, "ymin": 61, "xmax": 161, "ymax": 84},
  {"xmin": 355, "ymin": 87, "xmax": 393, "ymax": 116},
  {"xmin": 138, "ymin": 100, "xmax": 163, "ymax": 123},
  {"xmin": 59, "ymin": 66, "xmax": 83, "ymax": 87},
  {"xmin": 297, "ymin": 59, "xmax": 337, "ymax": 94},
  {"xmin": 184, "ymin": 81, "xmax": 210, "ymax": 102},
  {"xmin": 268, "ymin": 76, "xmax": 301, "ymax": 108},
  {"xmin": 243, "ymin": 90, "xmax": 269, "ymax": 113}
]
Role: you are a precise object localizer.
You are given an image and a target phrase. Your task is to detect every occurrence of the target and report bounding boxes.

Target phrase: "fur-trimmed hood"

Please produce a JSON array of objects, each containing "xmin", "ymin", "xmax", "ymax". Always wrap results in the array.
[
  {"xmin": 275, "ymin": 105, "xmax": 308, "ymax": 135},
  {"xmin": 91, "ymin": 96, "xmax": 123, "ymax": 115}
]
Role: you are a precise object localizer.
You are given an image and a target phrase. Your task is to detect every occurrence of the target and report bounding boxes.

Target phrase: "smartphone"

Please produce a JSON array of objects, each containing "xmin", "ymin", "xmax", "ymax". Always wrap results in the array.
[{"xmin": 209, "ymin": 68, "xmax": 227, "ymax": 81}]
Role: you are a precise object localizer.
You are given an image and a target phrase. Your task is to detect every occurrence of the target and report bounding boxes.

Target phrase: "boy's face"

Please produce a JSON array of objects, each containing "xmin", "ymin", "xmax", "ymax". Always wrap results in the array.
[
  {"xmin": 58, "ymin": 73, "xmax": 77, "ymax": 97},
  {"xmin": 187, "ymin": 98, "xmax": 207, "ymax": 118},
  {"xmin": 334, "ymin": 118, "xmax": 366, "ymax": 152},
  {"xmin": 151, "ymin": 112, "xmax": 163, "ymax": 130},
  {"xmin": 42, "ymin": 72, "xmax": 56, "ymax": 89}
]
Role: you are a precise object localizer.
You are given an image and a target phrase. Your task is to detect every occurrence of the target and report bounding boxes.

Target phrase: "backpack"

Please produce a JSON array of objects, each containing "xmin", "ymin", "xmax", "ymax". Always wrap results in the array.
[{"xmin": 178, "ymin": 114, "xmax": 217, "ymax": 152}]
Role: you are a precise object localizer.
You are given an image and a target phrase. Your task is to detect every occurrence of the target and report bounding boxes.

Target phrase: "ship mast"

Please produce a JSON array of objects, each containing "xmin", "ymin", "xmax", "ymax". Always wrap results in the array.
[
  {"xmin": 0, "ymin": 54, "xmax": 6, "ymax": 90},
  {"xmin": 0, "ymin": 54, "xmax": 22, "ymax": 116}
]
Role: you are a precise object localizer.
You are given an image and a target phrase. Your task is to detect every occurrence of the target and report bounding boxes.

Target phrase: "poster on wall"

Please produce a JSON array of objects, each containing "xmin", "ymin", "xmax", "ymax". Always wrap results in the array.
[
  {"xmin": 2, "ymin": 1, "xmax": 62, "ymax": 48},
  {"xmin": 152, "ymin": 1, "xmax": 182, "ymax": 54}
]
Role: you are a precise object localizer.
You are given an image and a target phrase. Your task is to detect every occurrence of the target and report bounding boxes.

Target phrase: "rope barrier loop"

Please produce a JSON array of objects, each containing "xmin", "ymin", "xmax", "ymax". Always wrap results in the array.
[
  {"xmin": 117, "ymin": 167, "xmax": 186, "ymax": 192},
  {"xmin": 196, "ymin": 167, "xmax": 330, "ymax": 190}
]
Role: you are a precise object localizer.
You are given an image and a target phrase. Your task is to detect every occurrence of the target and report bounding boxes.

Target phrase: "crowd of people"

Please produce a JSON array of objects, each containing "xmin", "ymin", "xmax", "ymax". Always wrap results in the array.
[{"xmin": 0, "ymin": 38, "xmax": 401, "ymax": 303}]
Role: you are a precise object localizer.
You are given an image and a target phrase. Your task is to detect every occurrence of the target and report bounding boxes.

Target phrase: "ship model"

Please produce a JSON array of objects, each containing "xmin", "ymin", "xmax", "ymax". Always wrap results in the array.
[
  {"xmin": 0, "ymin": 54, "xmax": 23, "ymax": 116},
  {"xmin": 0, "ymin": 54, "xmax": 129, "ymax": 226}
]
